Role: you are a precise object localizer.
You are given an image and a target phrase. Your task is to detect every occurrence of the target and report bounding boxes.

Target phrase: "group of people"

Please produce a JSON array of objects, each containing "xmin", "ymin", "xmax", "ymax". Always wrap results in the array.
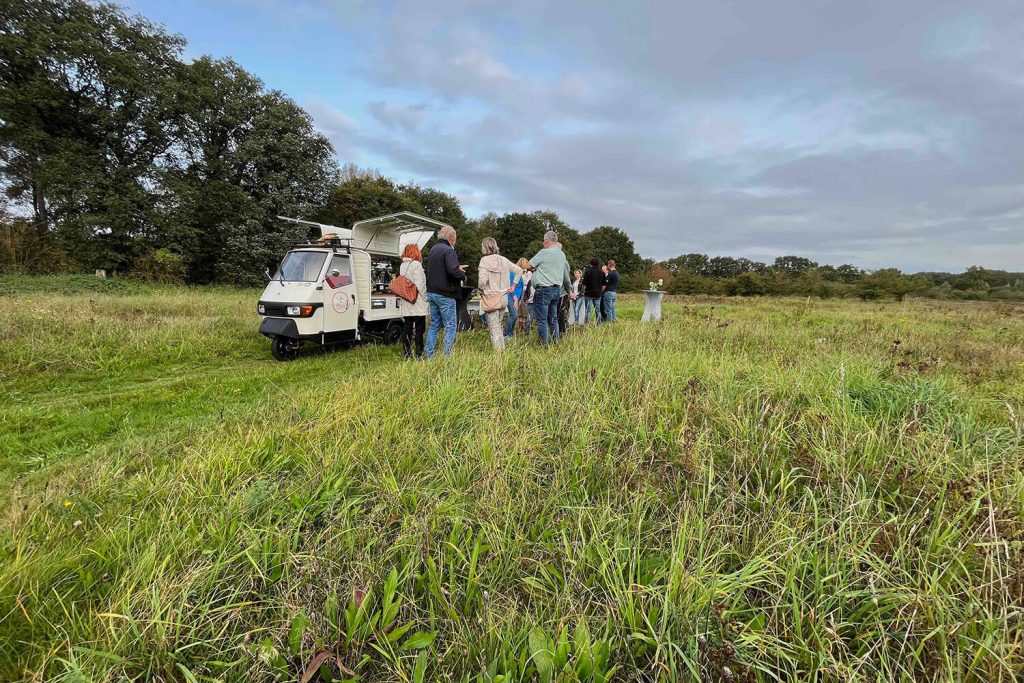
[{"xmin": 396, "ymin": 225, "xmax": 619, "ymax": 358}]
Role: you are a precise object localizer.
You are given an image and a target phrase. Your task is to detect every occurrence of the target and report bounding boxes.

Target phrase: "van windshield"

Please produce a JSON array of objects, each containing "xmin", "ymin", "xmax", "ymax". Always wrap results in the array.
[{"xmin": 273, "ymin": 251, "xmax": 327, "ymax": 282}]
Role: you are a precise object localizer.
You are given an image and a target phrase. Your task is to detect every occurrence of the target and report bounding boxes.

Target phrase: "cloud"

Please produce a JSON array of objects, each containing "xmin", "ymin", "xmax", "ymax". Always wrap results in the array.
[
  {"xmin": 303, "ymin": 98, "xmax": 358, "ymax": 158},
  {"xmin": 366, "ymin": 101, "xmax": 428, "ymax": 132},
  {"xmin": 307, "ymin": 0, "xmax": 1024, "ymax": 271}
]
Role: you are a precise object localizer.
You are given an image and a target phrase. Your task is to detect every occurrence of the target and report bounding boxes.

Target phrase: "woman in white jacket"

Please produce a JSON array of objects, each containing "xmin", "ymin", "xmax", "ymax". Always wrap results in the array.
[
  {"xmin": 477, "ymin": 237, "xmax": 523, "ymax": 351},
  {"xmin": 398, "ymin": 244, "xmax": 428, "ymax": 358}
]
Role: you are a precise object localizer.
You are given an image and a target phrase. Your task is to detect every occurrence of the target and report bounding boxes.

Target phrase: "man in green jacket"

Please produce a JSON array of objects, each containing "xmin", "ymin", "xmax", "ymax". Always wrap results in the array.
[{"xmin": 528, "ymin": 230, "xmax": 572, "ymax": 344}]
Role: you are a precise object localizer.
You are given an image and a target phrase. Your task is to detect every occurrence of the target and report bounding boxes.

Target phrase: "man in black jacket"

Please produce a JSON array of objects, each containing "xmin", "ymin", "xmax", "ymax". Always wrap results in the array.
[
  {"xmin": 424, "ymin": 225, "xmax": 467, "ymax": 357},
  {"xmin": 580, "ymin": 258, "xmax": 606, "ymax": 324}
]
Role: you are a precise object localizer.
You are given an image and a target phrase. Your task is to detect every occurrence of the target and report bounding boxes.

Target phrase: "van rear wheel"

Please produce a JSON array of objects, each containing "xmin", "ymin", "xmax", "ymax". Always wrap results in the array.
[
  {"xmin": 384, "ymin": 320, "xmax": 404, "ymax": 345},
  {"xmin": 271, "ymin": 335, "xmax": 301, "ymax": 361}
]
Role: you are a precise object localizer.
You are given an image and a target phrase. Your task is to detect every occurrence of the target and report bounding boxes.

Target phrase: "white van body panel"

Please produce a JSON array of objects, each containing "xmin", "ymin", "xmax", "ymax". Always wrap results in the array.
[
  {"xmin": 351, "ymin": 250, "xmax": 372, "ymax": 313},
  {"xmin": 351, "ymin": 213, "xmax": 446, "ymax": 256}
]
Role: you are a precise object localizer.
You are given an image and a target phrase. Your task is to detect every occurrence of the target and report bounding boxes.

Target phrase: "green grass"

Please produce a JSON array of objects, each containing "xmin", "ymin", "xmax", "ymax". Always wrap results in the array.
[{"xmin": 1, "ymin": 275, "xmax": 1023, "ymax": 682}]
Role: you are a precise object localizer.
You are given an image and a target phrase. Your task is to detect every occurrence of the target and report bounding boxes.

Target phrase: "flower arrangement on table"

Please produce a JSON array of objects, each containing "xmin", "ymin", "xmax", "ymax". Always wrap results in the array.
[{"xmin": 648, "ymin": 279, "xmax": 664, "ymax": 291}]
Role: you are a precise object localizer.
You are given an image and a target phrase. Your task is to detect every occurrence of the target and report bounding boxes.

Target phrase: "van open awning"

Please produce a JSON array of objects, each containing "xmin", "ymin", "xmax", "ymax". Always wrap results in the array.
[{"xmin": 351, "ymin": 212, "xmax": 447, "ymax": 256}]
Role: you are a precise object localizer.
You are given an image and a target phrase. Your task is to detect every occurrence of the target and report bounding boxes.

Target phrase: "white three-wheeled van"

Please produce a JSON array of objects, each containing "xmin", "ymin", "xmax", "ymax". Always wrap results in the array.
[{"xmin": 257, "ymin": 212, "xmax": 445, "ymax": 360}]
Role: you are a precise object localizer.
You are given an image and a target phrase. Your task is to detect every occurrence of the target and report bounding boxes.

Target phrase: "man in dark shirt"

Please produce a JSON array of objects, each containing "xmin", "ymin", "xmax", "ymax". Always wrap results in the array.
[
  {"xmin": 580, "ymin": 258, "xmax": 606, "ymax": 324},
  {"xmin": 424, "ymin": 225, "xmax": 467, "ymax": 357},
  {"xmin": 603, "ymin": 260, "xmax": 620, "ymax": 322}
]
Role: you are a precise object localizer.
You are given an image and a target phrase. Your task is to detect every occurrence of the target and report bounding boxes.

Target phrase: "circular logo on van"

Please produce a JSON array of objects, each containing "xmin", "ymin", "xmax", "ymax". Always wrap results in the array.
[
  {"xmin": 335, "ymin": 294, "xmax": 356, "ymax": 315},
  {"xmin": 332, "ymin": 291, "xmax": 350, "ymax": 314}
]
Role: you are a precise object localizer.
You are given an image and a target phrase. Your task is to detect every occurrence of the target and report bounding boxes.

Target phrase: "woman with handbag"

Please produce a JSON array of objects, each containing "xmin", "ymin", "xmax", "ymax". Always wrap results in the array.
[
  {"xmin": 478, "ymin": 237, "xmax": 523, "ymax": 351},
  {"xmin": 396, "ymin": 243, "xmax": 428, "ymax": 358}
]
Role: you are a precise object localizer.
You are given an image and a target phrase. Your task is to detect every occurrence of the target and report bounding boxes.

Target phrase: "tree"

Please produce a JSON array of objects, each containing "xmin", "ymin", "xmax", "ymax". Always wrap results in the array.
[
  {"xmin": 579, "ymin": 225, "xmax": 642, "ymax": 274},
  {"xmin": 772, "ymin": 255, "xmax": 818, "ymax": 277},
  {"xmin": 667, "ymin": 268, "xmax": 718, "ymax": 295},
  {"xmin": 399, "ymin": 183, "xmax": 467, "ymax": 231},
  {"xmin": 857, "ymin": 268, "xmax": 925, "ymax": 301},
  {"xmin": 835, "ymin": 264, "xmax": 864, "ymax": 283},
  {"xmin": 164, "ymin": 58, "xmax": 337, "ymax": 284},
  {"xmin": 319, "ymin": 171, "xmax": 416, "ymax": 236},
  {"xmin": 727, "ymin": 271, "xmax": 768, "ymax": 296},
  {"xmin": 706, "ymin": 256, "xmax": 746, "ymax": 278},
  {"xmin": 494, "ymin": 212, "xmax": 548, "ymax": 264},
  {"xmin": 0, "ymin": 1, "xmax": 337, "ymax": 282},
  {"xmin": 1, "ymin": 0, "xmax": 185, "ymax": 268},
  {"xmin": 794, "ymin": 269, "xmax": 832, "ymax": 298},
  {"xmin": 530, "ymin": 210, "xmax": 584, "ymax": 269},
  {"xmin": 662, "ymin": 253, "xmax": 709, "ymax": 276},
  {"xmin": 953, "ymin": 266, "xmax": 991, "ymax": 291}
]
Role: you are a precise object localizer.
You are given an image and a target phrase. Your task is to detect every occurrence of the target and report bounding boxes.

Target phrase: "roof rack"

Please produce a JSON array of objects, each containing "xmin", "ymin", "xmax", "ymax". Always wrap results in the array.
[{"xmin": 286, "ymin": 239, "xmax": 352, "ymax": 249}]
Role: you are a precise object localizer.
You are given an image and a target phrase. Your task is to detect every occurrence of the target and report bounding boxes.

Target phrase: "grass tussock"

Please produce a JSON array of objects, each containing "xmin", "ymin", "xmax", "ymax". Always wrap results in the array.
[{"xmin": 1, "ymin": 283, "xmax": 1023, "ymax": 682}]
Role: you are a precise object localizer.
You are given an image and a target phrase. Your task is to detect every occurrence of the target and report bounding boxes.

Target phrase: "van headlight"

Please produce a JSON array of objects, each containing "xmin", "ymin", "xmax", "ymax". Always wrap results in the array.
[
  {"xmin": 287, "ymin": 305, "xmax": 315, "ymax": 317},
  {"xmin": 258, "ymin": 304, "xmax": 266, "ymax": 314}
]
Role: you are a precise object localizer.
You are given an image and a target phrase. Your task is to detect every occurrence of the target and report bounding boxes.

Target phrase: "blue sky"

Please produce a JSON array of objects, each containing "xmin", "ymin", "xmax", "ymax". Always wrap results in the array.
[{"xmin": 127, "ymin": 0, "xmax": 1024, "ymax": 271}]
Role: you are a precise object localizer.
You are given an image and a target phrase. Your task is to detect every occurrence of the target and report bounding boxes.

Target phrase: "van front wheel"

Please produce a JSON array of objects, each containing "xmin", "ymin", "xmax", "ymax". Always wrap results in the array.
[{"xmin": 271, "ymin": 336, "xmax": 302, "ymax": 361}]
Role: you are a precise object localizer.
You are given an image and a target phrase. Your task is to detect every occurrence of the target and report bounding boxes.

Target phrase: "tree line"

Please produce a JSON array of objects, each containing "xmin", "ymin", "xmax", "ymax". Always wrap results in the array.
[
  {"xmin": 650, "ymin": 256, "xmax": 1024, "ymax": 302},
  {"xmin": 2, "ymin": 0, "xmax": 1019, "ymax": 301}
]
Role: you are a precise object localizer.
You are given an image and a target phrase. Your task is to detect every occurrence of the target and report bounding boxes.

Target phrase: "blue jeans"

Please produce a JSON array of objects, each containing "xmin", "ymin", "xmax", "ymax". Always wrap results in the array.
[
  {"xmin": 533, "ymin": 286, "xmax": 561, "ymax": 344},
  {"xmin": 602, "ymin": 291, "xmax": 618, "ymax": 322},
  {"xmin": 584, "ymin": 296, "xmax": 602, "ymax": 323},
  {"xmin": 425, "ymin": 292, "xmax": 457, "ymax": 358},
  {"xmin": 503, "ymin": 298, "xmax": 518, "ymax": 339},
  {"xmin": 572, "ymin": 296, "xmax": 585, "ymax": 324}
]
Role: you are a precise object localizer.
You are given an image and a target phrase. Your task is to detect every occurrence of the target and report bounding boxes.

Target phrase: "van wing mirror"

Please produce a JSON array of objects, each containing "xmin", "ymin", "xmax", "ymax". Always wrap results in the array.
[{"xmin": 263, "ymin": 267, "xmax": 272, "ymax": 282}]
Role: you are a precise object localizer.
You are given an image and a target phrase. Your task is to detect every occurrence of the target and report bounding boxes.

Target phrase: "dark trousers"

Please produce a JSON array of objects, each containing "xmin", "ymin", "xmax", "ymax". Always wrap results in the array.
[
  {"xmin": 402, "ymin": 315, "xmax": 425, "ymax": 357},
  {"xmin": 558, "ymin": 294, "xmax": 570, "ymax": 336}
]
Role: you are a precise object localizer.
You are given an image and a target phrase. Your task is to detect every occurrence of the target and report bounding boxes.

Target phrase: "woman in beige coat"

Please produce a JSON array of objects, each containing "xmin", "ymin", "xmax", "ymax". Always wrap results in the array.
[
  {"xmin": 477, "ymin": 237, "xmax": 523, "ymax": 351},
  {"xmin": 398, "ymin": 243, "xmax": 428, "ymax": 358}
]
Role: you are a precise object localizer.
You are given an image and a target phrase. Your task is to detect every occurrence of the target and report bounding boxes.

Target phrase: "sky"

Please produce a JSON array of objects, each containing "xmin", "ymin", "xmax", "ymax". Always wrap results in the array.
[{"xmin": 126, "ymin": 0, "xmax": 1024, "ymax": 272}]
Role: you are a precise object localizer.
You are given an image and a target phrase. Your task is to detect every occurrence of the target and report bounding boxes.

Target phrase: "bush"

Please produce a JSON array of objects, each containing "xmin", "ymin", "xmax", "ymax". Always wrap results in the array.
[
  {"xmin": 726, "ymin": 271, "xmax": 768, "ymax": 296},
  {"xmin": 0, "ymin": 221, "xmax": 78, "ymax": 275},
  {"xmin": 133, "ymin": 249, "xmax": 188, "ymax": 284},
  {"xmin": 668, "ymin": 270, "xmax": 720, "ymax": 295}
]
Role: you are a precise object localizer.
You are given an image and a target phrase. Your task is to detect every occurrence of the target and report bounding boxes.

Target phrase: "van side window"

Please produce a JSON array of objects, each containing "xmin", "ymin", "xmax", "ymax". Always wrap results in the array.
[{"xmin": 328, "ymin": 254, "xmax": 352, "ymax": 286}]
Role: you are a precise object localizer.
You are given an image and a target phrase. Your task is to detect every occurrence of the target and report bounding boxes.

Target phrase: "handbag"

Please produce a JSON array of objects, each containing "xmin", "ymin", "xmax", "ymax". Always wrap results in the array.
[
  {"xmin": 389, "ymin": 274, "xmax": 419, "ymax": 303},
  {"xmin": 480, "ymin": 290, "xmax": 505, "ymax": 313}
]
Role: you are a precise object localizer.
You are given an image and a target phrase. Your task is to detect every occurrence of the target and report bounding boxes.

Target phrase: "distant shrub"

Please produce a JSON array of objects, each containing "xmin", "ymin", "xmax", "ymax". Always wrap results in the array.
[
  {"xmin": 133, "ymin": 249, "xmax": 188, "ymax": 284},
  {"xmin": 668, "ymin": 270, "xmax": 721, "ymax": 295},
  {"xmin": 0, "ymin": 221, "xmax": 78, "ymax": 275},
  {"xmin": 727, "ymin": 271, "xmax": 768, "ymax": 296},
  {"xmin": 986, "ymin": 287, "xmax": 1024, "ymax": 301}
]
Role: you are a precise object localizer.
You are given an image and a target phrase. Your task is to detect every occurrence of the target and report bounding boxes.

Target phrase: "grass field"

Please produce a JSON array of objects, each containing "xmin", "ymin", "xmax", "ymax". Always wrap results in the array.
[{"xmin": 1, "ymin": 275, "xmax": 1023, "ymax": 682}]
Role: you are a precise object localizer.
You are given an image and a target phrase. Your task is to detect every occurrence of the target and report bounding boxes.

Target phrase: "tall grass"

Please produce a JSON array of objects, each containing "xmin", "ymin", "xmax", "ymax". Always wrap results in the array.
[{"xmin": 1, "ymin": 277, "xmax": 1022, "ymax": 681}]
